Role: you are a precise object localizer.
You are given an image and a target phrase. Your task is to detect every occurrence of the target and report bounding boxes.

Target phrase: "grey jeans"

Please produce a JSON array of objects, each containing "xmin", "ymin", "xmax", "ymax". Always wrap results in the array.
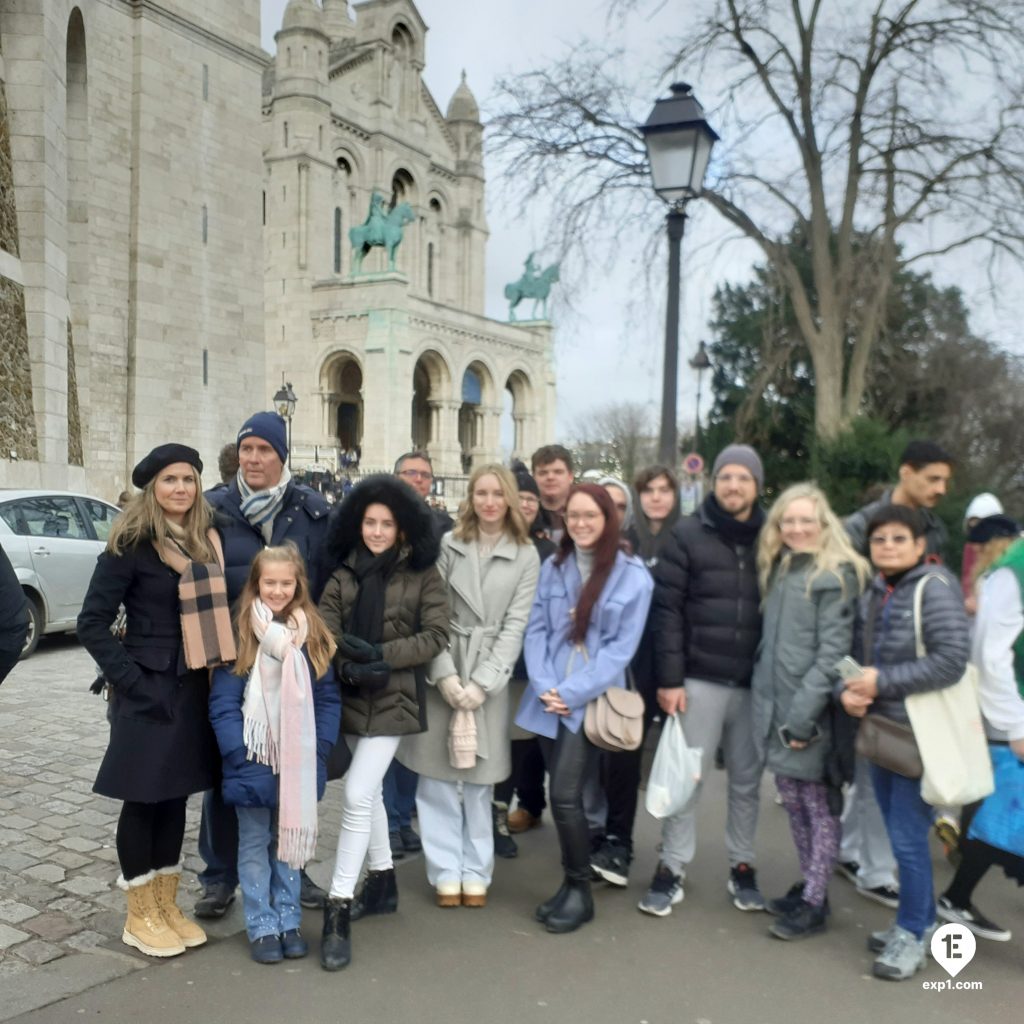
[
  {"xmin": 659, "ymin": 679, "xmax": 763, "ymax": 874},
  {"xmin": 838, "ymin": 754, "xmax": 898, "ymax": 889}
]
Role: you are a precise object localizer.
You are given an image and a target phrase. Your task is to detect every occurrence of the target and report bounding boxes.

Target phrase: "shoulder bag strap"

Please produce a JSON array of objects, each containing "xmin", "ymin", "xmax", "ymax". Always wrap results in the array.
[{"xmin": 912, "ymin": 572, "xmax": 949, "ymax": 659}]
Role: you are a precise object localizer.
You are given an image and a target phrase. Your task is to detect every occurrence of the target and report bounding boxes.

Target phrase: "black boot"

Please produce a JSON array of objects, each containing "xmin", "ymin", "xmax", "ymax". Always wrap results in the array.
[
  {"xmin": 350, "ymin": 869, "xmax": 398, "ymax": 921},
  {"xmin": 534, "ymin": 879, "xmax": 571, "ymax": 923},
  {"xmin": 320, "ymin": 897, "xmax": 352, "ymax": 971},
  {"xmin": 768, "ymin": 898, "xmax": 828, "ymax": 941},
  {"xmin": 493, "ymin": 801, "xmax": 519, "ymax": 859},
  {"xmin": 544, "ymin": 879, "xmax": 594, "ymax": 934}
]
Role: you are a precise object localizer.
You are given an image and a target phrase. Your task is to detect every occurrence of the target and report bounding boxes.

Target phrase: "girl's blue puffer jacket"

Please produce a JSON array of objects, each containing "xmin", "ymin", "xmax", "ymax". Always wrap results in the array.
[{"xmin": 209, "ymin": 655, "xmax": 342, "ymax": 808}]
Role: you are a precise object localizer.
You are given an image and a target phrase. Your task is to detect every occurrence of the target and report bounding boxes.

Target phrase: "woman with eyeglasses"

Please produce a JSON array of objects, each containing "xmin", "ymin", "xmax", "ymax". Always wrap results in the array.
[
  {"xmin": 840, "ymin": 505, "xmax": 969, "ymax": 981},
  {"xmin": 516, "ymin": 484, "xmax": 653, "ymax": 933}
]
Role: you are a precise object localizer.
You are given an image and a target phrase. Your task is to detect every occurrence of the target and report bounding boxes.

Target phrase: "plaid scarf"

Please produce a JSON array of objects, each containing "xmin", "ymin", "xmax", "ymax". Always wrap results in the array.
[
  {"xmin": 238, "ymin": 467, "xmax": 292, "ymax": 543},
  {"xmin": 154, "ymin": 527, "xmax": 236, "ymax": 670},
  {"xmin": 242, "ymin": 601, "xmax": 318, "ymax": 870}
]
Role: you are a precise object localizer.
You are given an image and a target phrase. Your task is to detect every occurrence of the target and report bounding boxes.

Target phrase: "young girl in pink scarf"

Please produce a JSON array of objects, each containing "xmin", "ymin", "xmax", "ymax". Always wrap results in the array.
[{"xmin": 209, "ymin": 545, "xmax": 341, "ymax": 965}]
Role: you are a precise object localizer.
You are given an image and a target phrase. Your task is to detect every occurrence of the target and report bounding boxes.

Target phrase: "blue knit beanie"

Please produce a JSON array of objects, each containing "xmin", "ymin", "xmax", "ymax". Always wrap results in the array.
[{"xmin": 237, "ymin": 411, "xmax": 288, "ymax": 463}]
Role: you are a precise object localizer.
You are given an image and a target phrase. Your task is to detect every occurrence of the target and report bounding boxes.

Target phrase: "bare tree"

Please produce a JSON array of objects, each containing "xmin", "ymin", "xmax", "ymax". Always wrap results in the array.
[
  {"xmin": 570, "ymin": 401, "xmax": 658, "ymax": 481},
  {"xmin": 489, "ymin": 0, "xmax": 1024, "ymax": 439}
]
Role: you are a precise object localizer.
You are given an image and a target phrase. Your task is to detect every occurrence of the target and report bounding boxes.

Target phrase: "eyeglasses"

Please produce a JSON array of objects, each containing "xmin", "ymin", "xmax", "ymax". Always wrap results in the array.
[
  {"xmin": 399, "ymin": 469, "xmax": 433, "ymax": 481},
  {"xmin": 519, "ymin": 494, "xmax": 539, "ymax": 504},
  {"xmin": 869, "ymin": 534, "xmax": 913, "ymax": 545},
  {"xmin": 566, "ymin": 511, "xmax": 603, "ymax": 523}
]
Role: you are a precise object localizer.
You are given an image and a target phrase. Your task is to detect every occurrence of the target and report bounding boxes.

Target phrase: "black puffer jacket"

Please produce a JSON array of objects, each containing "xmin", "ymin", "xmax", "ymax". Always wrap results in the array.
[
  {"xmin": 319, "ymin": 475, "xmax": 449, "ymax": 737},
  {"xmin": 852, "ymin": 562, "xmax": 969, "ymax": 725},
  {"xmin": 651, "ymin": 499, "xmax": 763, "ymax": 688}
]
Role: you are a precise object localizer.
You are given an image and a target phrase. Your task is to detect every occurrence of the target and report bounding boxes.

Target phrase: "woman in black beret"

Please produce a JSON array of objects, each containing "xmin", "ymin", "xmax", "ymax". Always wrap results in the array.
[{"xmin": 78, "ymin": 444, "xmax": 235, "ymax": 959}]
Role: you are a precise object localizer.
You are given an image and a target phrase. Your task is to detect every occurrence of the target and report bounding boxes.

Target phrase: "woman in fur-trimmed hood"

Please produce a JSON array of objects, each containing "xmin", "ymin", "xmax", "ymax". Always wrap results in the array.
[{"xmin": 316, "ymin": 474, "xmax": 449, "ymax": 971}]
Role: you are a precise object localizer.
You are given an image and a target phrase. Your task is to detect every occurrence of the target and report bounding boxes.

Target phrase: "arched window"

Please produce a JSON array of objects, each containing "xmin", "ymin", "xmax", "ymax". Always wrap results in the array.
[{"xmin": 334, "ymin": 207, "xmax": 343, "ymax": 274}]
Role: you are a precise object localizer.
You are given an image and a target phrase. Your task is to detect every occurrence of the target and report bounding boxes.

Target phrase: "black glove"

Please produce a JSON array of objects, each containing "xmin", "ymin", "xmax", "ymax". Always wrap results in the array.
[
  {"xmin": 338, "ymin": 633, "xmax": 383, "ymax": 664},
  {"xmin": 341, "ymin": 660, "xmax": 391, "ymax": 692}
]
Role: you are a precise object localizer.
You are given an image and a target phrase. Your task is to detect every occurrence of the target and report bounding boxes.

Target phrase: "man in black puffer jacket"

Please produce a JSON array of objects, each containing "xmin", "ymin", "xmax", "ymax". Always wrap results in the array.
[{"xmin": 637, "ymin": 445, "xmax": 767, "ymax": 919}]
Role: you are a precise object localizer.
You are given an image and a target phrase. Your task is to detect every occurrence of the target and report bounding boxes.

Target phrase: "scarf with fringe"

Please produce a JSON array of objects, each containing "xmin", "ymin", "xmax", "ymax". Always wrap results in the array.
[{"xmin": 242, "ymin": 600, "xmax": 318, "ymax": 869}]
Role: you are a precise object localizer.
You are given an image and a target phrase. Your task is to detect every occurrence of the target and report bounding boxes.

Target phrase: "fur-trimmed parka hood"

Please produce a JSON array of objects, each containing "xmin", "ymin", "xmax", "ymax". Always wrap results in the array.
[{"xmin": 325, "ymin": 474, "xmax": 441, "ymax": 573}]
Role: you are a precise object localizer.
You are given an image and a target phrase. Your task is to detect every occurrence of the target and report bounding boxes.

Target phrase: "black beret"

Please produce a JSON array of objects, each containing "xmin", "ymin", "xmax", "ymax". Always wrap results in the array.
[
  {"xmin": 131, "ymin": 444, "xmax": 204, "ymax": 489},
  {"xmin": 967, "ymin": 514, "xmax": 1021, "ymax": 544}
]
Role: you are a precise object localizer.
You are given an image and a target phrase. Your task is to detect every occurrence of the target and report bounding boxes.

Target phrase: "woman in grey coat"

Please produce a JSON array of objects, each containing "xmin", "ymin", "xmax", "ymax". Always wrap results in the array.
[
  {"xmin": 398, "ymin": 464, "xmax": 539, "ymax": 908},
  {"xmin": 753, "ymin": 484, "xmax": 870, "ymax": 941}
]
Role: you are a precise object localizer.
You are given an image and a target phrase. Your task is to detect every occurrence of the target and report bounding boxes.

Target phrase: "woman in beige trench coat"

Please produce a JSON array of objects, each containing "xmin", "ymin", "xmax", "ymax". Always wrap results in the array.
[{"xmin": 398, "ymin": 464, "xmax": 539, "ymax": 908}]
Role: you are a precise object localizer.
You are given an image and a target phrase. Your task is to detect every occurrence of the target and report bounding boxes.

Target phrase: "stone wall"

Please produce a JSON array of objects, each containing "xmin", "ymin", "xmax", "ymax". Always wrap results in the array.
[
  {"xmin": 66, "ymin": 318, "xmax": 82, "ymax": 466},
  {"xmin": 0, "ymin": 86, "xmax": 18, "ymax": 257},
  {"xmin": 0, "ymin": 276, "xmax": 38, "ymax": 461}
]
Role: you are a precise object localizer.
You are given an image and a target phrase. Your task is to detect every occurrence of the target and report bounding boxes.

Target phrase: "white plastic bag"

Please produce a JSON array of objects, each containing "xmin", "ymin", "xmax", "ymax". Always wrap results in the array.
[{"xmin": 645, "ymin": 714, "xmax": 703, "ymax": 819}]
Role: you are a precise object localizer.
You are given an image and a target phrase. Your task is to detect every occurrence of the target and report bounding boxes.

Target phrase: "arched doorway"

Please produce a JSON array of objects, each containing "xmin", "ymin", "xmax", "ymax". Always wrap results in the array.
[
  {"xmin": 458, "ymin": 360, "xmax": 495, "ymax": 472},
  {"xmin": 411, "ymin": 350, "xmax": 451, "ymax": 453},
  {"xmin": 321, "ymin": 353, "xmax": 363, "ymax": 459},
  {"xmin": 504, "ymin": 370, "xmax": 533, "ymax": 461}
]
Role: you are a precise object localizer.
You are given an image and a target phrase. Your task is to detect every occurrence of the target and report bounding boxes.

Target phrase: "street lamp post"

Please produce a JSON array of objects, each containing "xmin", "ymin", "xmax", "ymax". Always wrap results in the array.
[
  {"xmin": 689, "ymin": 339, "xmax": 712, "ymax": 453},
  {"xmin": 272, "ymin": 377, "xmax": 298, "ymax": 470},
  {"xmin": 640, "ymin": 83, "xmax": 719, "ymax": 466}
]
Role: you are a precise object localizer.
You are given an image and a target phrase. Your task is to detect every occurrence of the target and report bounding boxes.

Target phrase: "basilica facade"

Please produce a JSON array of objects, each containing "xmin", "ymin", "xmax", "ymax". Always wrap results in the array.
[{"xmin": 263, "ymin": 0, "xmax": 555, "ymax": 477}]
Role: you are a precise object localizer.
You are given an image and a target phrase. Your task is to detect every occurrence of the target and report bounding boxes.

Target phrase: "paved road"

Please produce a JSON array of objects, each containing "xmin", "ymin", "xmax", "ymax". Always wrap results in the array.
[{"xmin": 1, "ymin": 637, "xmax": 1021, "ymax": 1023}]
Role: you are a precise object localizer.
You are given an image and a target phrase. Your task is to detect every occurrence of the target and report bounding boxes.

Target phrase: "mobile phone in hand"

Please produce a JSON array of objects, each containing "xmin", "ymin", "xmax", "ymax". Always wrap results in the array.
[{"xmin": 835, "ymin": 656, "xmax": 864, "ymax": 681}]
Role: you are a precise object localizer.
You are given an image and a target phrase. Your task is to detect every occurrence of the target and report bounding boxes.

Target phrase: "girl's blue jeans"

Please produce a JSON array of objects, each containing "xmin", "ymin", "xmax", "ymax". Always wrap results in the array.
[{"xmin": 236, "ymin": 806, "xmax": 302, "ymax": 941}]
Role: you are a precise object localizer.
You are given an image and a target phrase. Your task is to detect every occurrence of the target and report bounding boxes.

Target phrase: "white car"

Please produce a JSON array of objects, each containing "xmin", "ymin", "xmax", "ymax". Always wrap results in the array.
[{"xmin": 0, "ymin": 490, "xmax": 120, "ymax": 657}]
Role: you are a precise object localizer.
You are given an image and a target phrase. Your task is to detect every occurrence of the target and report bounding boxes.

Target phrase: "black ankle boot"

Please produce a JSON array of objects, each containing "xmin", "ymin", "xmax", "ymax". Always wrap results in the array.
[
  {"xmin": 534, "ymin": 879, "xmax": 571, "ymax": 923},
  {"xmin": 544, "ymin": 879, "xmax": 594, "ymax": 934},
  {"xmin": 320, "ymin": 897, "xmax": 352, "ymax": 971},
  {"xmin": 351, "ymin": 869, "xmax": 398, "ymax": 921}
]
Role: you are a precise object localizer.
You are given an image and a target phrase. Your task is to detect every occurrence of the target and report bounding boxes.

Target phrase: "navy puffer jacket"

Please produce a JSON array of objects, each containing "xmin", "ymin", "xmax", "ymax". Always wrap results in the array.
[
  {"xmin": 209, "ymin": 655, "xmax": 342, "ymax": 808},
  {"xmin": 207, "ymin": 479, "xmax": 331, "ymax": 604},
  {"xmin": 852, "ymin": 562, "xmax": 969, "ymax": 725}
]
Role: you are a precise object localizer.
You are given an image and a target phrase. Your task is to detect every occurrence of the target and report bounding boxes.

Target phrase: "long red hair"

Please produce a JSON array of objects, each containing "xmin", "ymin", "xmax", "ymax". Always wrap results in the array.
[{"xmin": 556, "ymin": 483, "xmax": 625, "ymax": 644}]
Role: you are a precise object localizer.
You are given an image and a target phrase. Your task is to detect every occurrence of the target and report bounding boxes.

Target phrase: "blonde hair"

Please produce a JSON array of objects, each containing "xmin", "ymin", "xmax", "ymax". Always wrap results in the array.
[
  {"xmin": 108, "ymin": 471, "xmax": 216, "ymax": 562},
  {"xmin": 453, "ymin": 464, "xmax": 530, "ymax": 544},
  {"xmin": 972, "ymin": 536, "xmax": 1016, "ymax": 588},
  {"xmin": 233, "ymin": 544, "xmax": 336, "ymax": 678},
  {"xmin": 758, "ymin": 482, "xmax": 872, "ymax": 597}
]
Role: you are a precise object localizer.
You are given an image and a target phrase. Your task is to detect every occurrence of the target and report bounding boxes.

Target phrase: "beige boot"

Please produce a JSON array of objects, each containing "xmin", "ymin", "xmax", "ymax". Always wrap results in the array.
[
  {"xmin": 120, "ymin": 872, "xmax": 186, "ymax": 957},
  {"xmin": 153, "ymin": 866, "xmax": 207, "ymax": 948}
]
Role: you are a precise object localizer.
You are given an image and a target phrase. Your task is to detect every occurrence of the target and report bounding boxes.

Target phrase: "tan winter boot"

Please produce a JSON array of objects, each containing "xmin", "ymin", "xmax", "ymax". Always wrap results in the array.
[
  {"xmin": 153, "ymin": 865, "xmax": 208, "ymax": 948},
  {"xmin": 120, "ymin": 872, "xmax": 186, "ymax": 957}
]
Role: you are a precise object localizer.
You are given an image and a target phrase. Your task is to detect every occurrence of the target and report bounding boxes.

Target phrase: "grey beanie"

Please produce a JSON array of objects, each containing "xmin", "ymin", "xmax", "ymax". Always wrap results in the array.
[
  {"xmin": 597, "ymin": 475, "xmax": 634, "ymax": 532},
  {"xmin": 712, "ymin": 444, "xmax": 764, "ymax": 492}
]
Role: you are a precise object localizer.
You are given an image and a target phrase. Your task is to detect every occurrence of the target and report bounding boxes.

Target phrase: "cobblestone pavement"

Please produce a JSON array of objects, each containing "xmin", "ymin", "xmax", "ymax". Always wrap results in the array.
[{"xmin": 0, "ymin": 635, "xmax": 349, "ymax": 1020}]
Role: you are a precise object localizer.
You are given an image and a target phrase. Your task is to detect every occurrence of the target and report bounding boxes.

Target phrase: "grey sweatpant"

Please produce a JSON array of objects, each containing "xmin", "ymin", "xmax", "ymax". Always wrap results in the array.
[{"xmin": 659, "ymin": 679, "xmax": 763, "ymax": 874}]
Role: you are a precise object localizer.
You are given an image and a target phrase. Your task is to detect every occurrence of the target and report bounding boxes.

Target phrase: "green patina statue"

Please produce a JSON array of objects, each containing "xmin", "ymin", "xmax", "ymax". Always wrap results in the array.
[
  {"xmin": 505, "ymin": 252, "xmax": 560, "ymax": 320},
  {"xmin": 349, "ymin": 190, "xmax": 415, "ymax": 274}
]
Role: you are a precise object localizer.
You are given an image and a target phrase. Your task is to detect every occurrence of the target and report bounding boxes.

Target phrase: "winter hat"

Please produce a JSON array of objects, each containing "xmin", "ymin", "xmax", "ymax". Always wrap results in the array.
[
  {"xmin": 964, "ymin": 492, "xmax": 1003, "ymax": 525},
  {"xmin": 131, "ymin": 443, "xmax": 203, "ymax": 488},
  {"xmin": 966, "ymin": 514, "xmax": 1021, "ymax": 544},
  {"xmin": 597, "ymin": 475, "xmax": 635, "ymax": 531},
  {"xmin": 237, "ymin": 412, "xmax": 288, "ymax": 464},
  {"xmin": 515, "ymin": 469, "xmax": 540, "ymax": 498},
  {"xmin": 712, "ymin": 444, "xmax": 764, "ymax": 493}
]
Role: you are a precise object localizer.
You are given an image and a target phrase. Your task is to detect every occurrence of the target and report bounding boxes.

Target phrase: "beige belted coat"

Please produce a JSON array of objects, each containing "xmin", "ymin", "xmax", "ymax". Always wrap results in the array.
[{"xmin": 397, "ymin": 530, "xmax": 540, "ymax": 784}]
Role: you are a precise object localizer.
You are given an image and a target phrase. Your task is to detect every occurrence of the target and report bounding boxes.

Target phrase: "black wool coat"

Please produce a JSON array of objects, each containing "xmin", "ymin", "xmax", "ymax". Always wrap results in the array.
[{"xmin": 77, "ymin": 543, "xmax": 219, "ymax": 803}]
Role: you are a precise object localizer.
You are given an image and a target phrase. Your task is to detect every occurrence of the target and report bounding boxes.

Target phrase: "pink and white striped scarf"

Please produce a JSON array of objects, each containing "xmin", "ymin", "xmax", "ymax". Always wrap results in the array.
[{"xmin": 242, "ymin": 601, "xmax": 318, "ymax": 869}]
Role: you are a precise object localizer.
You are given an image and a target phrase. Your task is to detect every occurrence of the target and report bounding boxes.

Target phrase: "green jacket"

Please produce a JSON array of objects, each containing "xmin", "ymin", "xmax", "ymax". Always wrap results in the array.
[
  {"xmin": 991, "ymin": 538, "xmax": 1024, "ymax": 698},
  {"xmin": 752, "ymin": 554, "xmax": 859, "ymax": 782}
]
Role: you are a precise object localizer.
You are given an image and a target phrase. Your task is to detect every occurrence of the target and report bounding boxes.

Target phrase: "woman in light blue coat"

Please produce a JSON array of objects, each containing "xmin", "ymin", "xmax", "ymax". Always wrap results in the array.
[{"xmin": 516, "ymin": 483, "xmax": 653, "ymax": 934}]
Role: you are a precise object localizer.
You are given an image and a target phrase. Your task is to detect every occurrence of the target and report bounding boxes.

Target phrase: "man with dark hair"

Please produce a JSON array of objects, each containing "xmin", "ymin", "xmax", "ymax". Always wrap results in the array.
[
  {"xmin": 208, "ymin": 443, "xmax": 240, "ymax": 493},
  {"xmin": 844, "ymin": 440, "xmax": 954, "ymax": 558},
  {"xmin": 531, "ymin": 444, "xmax": 575, "ymax": 543},
  {"xmin": 837, "ymin": 441, "xmax": 954, "ymax": 912},
  {"xmin": 394, "ymin": 450, "xmax": 453, "ymax": 536}
]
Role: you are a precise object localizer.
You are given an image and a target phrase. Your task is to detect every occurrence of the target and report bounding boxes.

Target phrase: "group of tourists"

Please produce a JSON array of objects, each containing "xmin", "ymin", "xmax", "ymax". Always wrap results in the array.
[{"xmin": 75, "ymin": 419, "xmax": 1023, "ymax": 984}]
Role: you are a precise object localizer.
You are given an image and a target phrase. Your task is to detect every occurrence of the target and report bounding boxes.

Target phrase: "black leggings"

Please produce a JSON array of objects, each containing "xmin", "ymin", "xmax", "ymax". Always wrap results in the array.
[
  {"xmin": 944, "ymin": 800, "xmax": 1024, "ymax": 907},
  {"xmin": 538, "ymin": 726, "xmax": 599, "ymax": 882},
  {"xmin": 116, "ymin": 798, "xmax": 188, "ymax": 881}
]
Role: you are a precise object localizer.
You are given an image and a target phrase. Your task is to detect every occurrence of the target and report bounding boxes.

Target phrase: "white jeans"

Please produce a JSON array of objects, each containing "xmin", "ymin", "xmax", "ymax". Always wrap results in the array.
[
  {"xmin": 416, "ymin": 777, "xmax": 494, "ymax": 888},
  {"xmin": 329, "ymin": 735, "xmax": 400, "ymax": 900}
]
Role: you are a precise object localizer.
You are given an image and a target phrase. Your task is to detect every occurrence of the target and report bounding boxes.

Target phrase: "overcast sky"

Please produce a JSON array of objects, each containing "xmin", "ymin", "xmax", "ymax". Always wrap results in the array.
[{"xmin": 260, "ymin": 1, "xmax": 1024, "ymax": 444}]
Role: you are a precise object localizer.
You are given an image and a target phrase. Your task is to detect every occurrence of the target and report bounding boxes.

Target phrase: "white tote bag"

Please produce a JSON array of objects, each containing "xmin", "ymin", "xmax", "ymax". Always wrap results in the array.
[
  {"xmin": 645, "ymin": 714, "xmax": 703, "ymax": 820},
  {"xmin": 905, "ymin": 574, "xmax": 994, "ymax": 807}
]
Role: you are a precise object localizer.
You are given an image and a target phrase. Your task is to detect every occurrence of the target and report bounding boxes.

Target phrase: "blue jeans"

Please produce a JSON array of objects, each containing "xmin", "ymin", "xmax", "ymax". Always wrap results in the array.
[
  {"xmin": 383, "ymin": 760, "xmax": 418, "ymax": 831},
  {"xmin": 198, "ymin": 788, "xmax": 239, "ymax": 889},
  {"xmin": 869, "ymin": 763, "xmax": 935, "ymax": 939},
  {"xmin": 236, "ymin": 806, "xmax": 302, "ymax": 942}
]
